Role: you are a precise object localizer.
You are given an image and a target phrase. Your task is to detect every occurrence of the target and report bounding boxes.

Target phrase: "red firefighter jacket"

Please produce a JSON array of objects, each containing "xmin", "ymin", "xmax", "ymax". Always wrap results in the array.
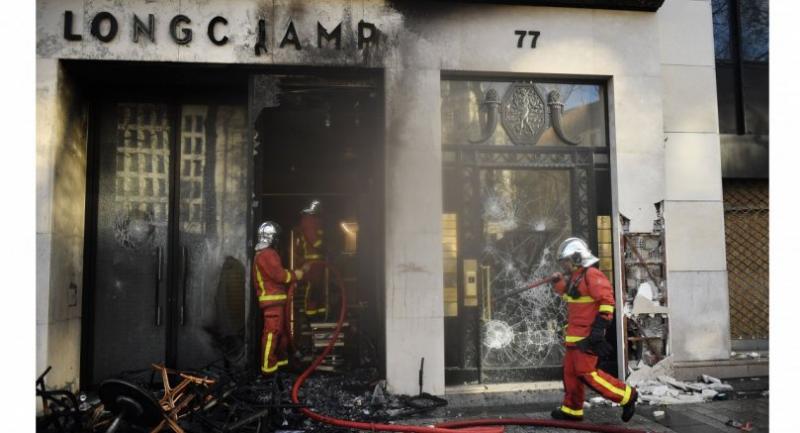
[
  {"xmin": 553, "ymin": 267, "xmax": 616, "ymax": 346},
  {"xmin": 297, "ymin": 214, "xmax": 324, "ymax": 262},
  {"xmin": 253, "ymin": 247, "xmax": 301, "ymax": 308}
]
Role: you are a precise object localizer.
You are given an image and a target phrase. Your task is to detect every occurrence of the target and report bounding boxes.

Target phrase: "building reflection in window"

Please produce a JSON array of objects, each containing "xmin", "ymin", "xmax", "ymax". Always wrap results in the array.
[{"xmin": 441, "ymin": 80, "xmax": 607, "ymax": 147}]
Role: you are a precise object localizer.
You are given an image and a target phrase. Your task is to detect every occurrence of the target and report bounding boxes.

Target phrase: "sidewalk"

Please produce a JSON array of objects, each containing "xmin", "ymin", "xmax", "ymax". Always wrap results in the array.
[
  {"xmin": 399, "ymin": 397, "xmax": 768, "ymax": 433},
  {"xmin": 393, "ymin": 377, "xmax": 768, "ymax": 433}
]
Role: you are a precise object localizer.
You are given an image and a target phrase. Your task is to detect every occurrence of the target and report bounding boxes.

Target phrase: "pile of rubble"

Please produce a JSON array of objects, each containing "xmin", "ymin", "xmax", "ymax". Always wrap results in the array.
[
  {"xmin": 37, "ymin": 364, "xmax": 446, "ymax": 433},
  {"xmin": 622, "ymin": 356, "xmax": 733, "ymax": 406}
]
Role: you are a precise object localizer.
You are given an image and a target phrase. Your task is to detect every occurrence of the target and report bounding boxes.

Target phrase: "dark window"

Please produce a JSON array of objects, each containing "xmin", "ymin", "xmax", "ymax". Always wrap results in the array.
[
  {"xmin": 712, "ymin": 0, "xmax": 732, "ymax": 60},
  {"xmin": 712, "ymin": 0, "xmax": 769, "ymax": 135},
  {"xmin": 740, "ymin": 0, "xmax": 768, "ymax": 62}
]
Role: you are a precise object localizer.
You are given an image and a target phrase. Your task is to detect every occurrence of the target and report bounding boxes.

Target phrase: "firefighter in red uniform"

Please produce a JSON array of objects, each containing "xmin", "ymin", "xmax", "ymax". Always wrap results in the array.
[
  {"xmin": 294, "ymin": 199, "xmax": 327, "ymax": 320},
  {"xmin": 549, "ymin": 237, "xmax": 638, "ymax": 422},
  {"xmin": 253, "ymin": 221, "xmax": 306, "ymax": 375}
]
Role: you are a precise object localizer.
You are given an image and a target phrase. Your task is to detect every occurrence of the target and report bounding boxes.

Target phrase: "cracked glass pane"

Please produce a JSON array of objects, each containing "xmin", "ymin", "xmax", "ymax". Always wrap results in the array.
[{"xmin": 479, "ymin": 169, "xmax": 571, "ymax": 371}]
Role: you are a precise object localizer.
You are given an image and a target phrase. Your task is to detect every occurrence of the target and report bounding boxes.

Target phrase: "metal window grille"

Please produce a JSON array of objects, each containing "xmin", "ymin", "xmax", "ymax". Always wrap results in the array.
[
  {"xmin": 180, "ymin": 106, "xmax": 207, "ymax": 234},
  {"xmin": 723, "ymin": 179, "xmax": 769, "ymax": 339},
  {"xmin": 115, "ymin": 103, "xmax": 170, "ymax": 220}
]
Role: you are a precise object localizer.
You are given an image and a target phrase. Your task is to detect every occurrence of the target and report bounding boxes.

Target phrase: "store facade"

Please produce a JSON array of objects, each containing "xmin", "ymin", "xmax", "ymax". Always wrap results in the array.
[{"xmin": 37, "ymin": 0, "xmax": 731, "ymax": 396}]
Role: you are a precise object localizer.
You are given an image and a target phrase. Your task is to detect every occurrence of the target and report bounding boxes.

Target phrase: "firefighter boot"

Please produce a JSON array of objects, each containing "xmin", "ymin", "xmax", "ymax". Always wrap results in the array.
[
  {"xmin": 551, "ymin": 408, "xmax": 583, "ymax": 422},
  {"xmin": 621, "ymin": 388, "xmax": 638, "ymax": 422}
]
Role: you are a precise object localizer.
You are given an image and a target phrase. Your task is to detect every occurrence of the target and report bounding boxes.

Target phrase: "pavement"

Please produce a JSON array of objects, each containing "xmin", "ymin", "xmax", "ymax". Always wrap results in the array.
[{"xmin": 390, "ymin": 377, "xmax": 769, "ymax": 433}]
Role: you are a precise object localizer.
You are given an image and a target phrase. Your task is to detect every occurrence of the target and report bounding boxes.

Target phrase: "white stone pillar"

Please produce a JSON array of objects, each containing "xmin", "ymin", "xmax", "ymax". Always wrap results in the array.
[
  {"xmin": 383, "ymin": 66, "xmax": 446, "ymax": 396},
  {"xmin": 657, "ymin": 0, "xmax": 731, "ymax": 361},
  {"xmin": 36, "ymin": 58, "xmax": 87, "ymax": 391}
]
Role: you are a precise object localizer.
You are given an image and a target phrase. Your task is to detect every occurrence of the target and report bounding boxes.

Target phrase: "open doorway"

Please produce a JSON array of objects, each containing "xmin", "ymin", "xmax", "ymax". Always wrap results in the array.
[{"xmin": 250, "ymin": 72, "xmax": 385, "ymax": 373}]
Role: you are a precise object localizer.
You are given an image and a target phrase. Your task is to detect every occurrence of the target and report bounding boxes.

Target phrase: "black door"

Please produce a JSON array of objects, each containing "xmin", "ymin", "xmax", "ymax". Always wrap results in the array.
[
  {"xmin": 440, "ymin": 78, "xmax": 614, "ymax": 385},
  {"xmin": 90, "ymin": 102, "xmax": 171, "ymax": 383},
  {"xmin": 87, "ymin": 99, "xmax": 249, "ymax": 384}
]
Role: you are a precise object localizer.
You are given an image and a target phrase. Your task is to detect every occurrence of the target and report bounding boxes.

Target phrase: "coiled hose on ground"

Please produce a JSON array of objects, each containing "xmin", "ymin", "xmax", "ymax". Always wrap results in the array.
[{"xmin": 290, "ymin": 262, "xmax": 653, "ymax": 433}]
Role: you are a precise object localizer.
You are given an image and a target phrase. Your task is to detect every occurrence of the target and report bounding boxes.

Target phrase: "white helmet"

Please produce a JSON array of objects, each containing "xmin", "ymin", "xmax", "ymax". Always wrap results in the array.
[
  {"xmin": 256, "ymin": 221, "xmax": 280, "ymax": 250},
  {"xmin": 557, "ymin": 237, "xmax": 599, "ymax": 267},
  {"xmin": 301, "ymin": 199, "xmax": 321, "ymax": 215}
]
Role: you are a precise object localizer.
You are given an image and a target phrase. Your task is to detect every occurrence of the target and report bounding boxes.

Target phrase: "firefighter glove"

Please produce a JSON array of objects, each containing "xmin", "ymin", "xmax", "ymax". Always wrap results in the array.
[{"xmin": 588, "ymin": 315, "xmax": 613, "ymax": 357}]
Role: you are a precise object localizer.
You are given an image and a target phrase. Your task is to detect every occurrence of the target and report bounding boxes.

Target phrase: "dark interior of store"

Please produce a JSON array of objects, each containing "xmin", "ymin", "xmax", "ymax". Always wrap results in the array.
[{"xmin": 67, "ymin": 60, "xmax": 385, "ymax": 388}]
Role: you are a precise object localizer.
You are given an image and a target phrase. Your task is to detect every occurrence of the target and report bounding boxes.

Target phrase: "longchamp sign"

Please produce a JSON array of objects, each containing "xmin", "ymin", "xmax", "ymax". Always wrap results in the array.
[{"xmin": 61, "ymin": 11, "xmax": 381, "ymax": 55}]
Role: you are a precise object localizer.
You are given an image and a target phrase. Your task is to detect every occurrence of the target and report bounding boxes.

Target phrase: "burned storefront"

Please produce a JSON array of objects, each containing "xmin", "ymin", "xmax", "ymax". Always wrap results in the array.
[
  {"xmin": 74, "ymin": 63, "xmax": 386, "ymax": 386},
  {"xmin": 37, "ymin": 0, "xmax": 739, "ymax": 430}
]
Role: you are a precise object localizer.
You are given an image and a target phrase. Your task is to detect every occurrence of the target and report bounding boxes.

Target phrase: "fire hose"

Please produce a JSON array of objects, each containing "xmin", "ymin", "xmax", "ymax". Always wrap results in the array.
[{"xmin": 290, "ymin": 262, "xmax": 653, "ymax": 433}]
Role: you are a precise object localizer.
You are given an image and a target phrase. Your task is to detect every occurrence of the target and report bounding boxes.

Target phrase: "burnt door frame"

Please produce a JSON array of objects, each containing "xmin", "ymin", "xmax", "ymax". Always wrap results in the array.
[
  {"xmin": 443, "ymin": 145, "xmax": 601, "ymax": 384},
  {"xmin": 80, "ymin": 84, "xmax": 246, "ymax": 388},
  {"xmin": 247, "ymin": 69, "xmax": 386, "ymax": 373}
]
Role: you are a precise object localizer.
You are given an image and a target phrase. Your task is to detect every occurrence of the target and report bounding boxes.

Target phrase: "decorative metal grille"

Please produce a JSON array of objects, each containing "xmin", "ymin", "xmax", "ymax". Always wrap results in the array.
[
  {"xmin": 180, "ymin": 106, "xmax": 207, "ymax": 235},
  {"xmin": 723, "ymin": 179, "xmax": 769, "ymax": 340},
  {"xmin": 115, "ymin": 103, "xmax": 170, "ymax": 220}
]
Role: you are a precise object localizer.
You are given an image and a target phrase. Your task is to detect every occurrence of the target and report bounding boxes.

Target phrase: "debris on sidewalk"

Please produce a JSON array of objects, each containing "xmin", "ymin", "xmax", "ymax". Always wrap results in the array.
[
  {"xmin": 626, "ymin": 357, "xmax": 738, "ymax": 405},
  {"xmin": 731, "ymin": 351, "xmax": 767, "ymax": 360},
  {"xmin": 627, "ymin": 355, "xmax": 674, "ymax": 385},
  {"xmin": 588, "ymin": 396, "xmax": 611, "ymax": 406},
  {"xmin": 725, "ymin": 419, "xmax": 753, "ymax": 431},
  {"xmin": 38, "ymin": 361, "xmax": 451, "ymax": 433},
  {"xmin": 36, "ymin": 366, "xmax": 82, "ymax": 433}
]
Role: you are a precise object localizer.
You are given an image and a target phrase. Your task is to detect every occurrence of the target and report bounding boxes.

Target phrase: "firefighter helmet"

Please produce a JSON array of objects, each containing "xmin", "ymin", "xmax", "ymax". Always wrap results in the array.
[
  {"xmin": 256, "ymin": 221, "xmax": 280, "ymax": 250},
  {"xmin": 301, "ymin": 199, "xmax": 321, "ymax": 215},
  {"xmin": 557, "ymin": 237, "xmax": 599, "ymax": 267}
]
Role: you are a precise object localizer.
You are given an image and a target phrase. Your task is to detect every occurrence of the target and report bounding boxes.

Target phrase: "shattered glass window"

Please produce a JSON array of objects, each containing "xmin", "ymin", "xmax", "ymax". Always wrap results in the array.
[
  {"xmin": 441, "ymin": 80, "xmax": 606, "ymax": 147},
  {"xmin": 479, "ymin": 169, "xmax": 571, "ymax": 369},
  {"xmin": 442, "ymin": 77, "xmax": 610, "ymax": 382}
]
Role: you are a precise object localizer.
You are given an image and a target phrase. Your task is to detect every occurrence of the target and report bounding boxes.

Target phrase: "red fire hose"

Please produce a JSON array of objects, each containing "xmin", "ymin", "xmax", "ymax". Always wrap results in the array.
[{"xmin": 290, "ymin": 262, "xmax": 652, "ymax": 433}]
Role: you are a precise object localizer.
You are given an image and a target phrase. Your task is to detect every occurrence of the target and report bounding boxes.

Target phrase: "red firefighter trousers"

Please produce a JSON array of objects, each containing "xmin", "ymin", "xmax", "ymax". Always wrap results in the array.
[
  {"xmin": 261, "ymin": 304, "xmax": 289, "ymax": 374},
  {"xmin": 560, "ymin": 347, "xmax": 634, "ymax": 417},
  {"xmin": 304, "ymin": 262, "xmax": 327, "ymax": 317}
]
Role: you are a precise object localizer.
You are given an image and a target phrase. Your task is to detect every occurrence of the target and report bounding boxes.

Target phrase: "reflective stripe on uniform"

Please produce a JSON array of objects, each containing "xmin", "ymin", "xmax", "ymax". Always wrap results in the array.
[
  {"xmin": 599, "ymin": 304, "xmax": 615, "ymax": 313},
  {"xmin": 256, "ymin": 269, "xmax": 266, "ymax": 297},
  {"xmin": 562, "ymin": 295, "xmax": 595, "ymax": 303},
  {"xmin": 306, "ymin": 307, "xmax": 327, "ymax": 316},
  {"xmin": 259, "ymin": 294, "xmax": 287, "ymax": 302},
  {"xmin": 560, "ymin": 406, "xmax": 583, "ymax": 416},
  {"xmin": 565, "ymin": 335, "xmax": 586, "ymax": 343},
  {"xmin": 313, "ymin": 239, "xmax": 322, "ymax": 248},
  {"xmin": 262, "ymin": 337, "xmax": 290, "ymax": 374},
  {"xmin": 262, "ymin": 333, "xmax": 275, "ymax": 372},
  {"xmin": 590, "ymin": 371, "xmax": 629, "ymax": 402},
  {"xmin": 284, "ymin": 270, "xmax": 293, "ymax": 283},
  {"xmin": 621, "ymin": 384, "xmax": 633, "ymax": 405},
  {"xmin": 304, "ymin": 254, "xmax": 321, "ymax": 260}
]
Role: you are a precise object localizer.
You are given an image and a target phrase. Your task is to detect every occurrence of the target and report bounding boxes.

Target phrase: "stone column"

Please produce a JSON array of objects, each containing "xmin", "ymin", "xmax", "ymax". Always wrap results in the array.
[
  {"xmin": 657, "ymin": 0, "xmax": 731, "ymax": 361},
  {"xmin": 36, "ymin": 58, "xmax": 88, "ymax": 391},
  {"xmin": 383, "ymin": 66, "xmax": 446, "ymax": 396}
]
